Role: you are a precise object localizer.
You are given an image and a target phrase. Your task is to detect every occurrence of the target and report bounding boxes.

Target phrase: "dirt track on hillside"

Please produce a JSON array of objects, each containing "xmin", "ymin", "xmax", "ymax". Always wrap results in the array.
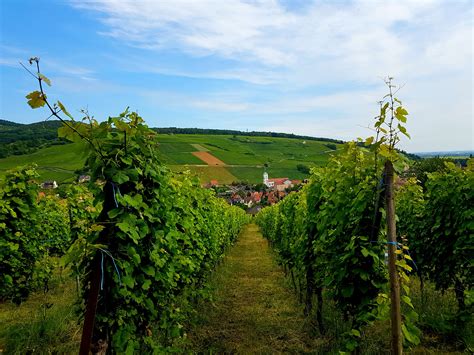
[{"xmin": 192, "ymin": 151, "xmax": 226, "ymax": 166}]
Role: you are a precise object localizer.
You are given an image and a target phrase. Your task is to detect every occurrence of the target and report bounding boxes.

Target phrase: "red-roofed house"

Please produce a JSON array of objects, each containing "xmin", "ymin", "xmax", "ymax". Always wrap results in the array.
[
  {"xmin": 267, "ymin": 191, "xmax": 278, "ymax": 204},
  {"xmin": 203, "ymin": 179, "xmax": 219, "ymax": 188},
  {"xmin": 268, "ymin": 178, "xmax": 290, "ymax": 185},
  {"xmin": 250, "ymin": 191, "xmax": 263, "ymax": 203},
  {"xmin": 265, "ymin": 176, "xmax": 292, "ymax": 191},
  {"xmin": 263, "ymin": 171, "xmax": 293, "ymax": 190}
]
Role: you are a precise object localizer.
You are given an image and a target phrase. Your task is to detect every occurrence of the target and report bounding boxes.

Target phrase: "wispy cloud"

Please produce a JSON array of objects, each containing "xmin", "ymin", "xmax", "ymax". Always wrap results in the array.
[
  {"xmin": 190, "ymin": 100, "xmax": 250, "ymax": 112},
  {"xmin": 0, "ymin": 45, "xmax": 96, "ymax": 80},
  {"xmin": 72, "ymin": 0, "xmax": 472, "ymax": 82},
  {"xmin": 58, "ymin": 1, "xmax": 474, "ymax": 150},
  {"xmin": 107, "ymin": 54, "xmax": 280, "ymax": 85}
]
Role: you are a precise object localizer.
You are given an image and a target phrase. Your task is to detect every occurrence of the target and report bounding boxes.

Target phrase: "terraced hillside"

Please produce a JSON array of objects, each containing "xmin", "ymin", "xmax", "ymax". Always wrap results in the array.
[{"xmin": 0, "ymin": 133, "xmax": 341, "ymax": 184}]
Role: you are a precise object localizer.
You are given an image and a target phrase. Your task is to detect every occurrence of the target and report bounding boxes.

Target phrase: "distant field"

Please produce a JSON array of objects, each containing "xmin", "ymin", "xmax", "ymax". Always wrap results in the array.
[
  {"xmin": 0, "ymin": 133, "xmax": 341, "ymax": 183},
  {"xmin": 172, "ymin": 166, "xmax": 238, "ymax": 185},
  {"xmin": 0, "ymin": 143, "xmax": 86, "ymax": 182},
  {"xmin": 192, "ymin": 151, "xmax": 226, "ymax": 166}
]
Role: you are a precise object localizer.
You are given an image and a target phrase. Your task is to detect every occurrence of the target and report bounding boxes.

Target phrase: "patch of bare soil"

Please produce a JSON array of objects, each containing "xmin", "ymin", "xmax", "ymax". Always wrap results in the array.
[{"xmin": 191, "ymin": 151, "xmax": 226, "ymax": 166}]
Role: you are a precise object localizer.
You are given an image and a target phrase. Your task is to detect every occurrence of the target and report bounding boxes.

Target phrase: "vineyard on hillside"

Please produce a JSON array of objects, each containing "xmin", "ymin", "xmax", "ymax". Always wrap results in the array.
[
  {"xmin": 0, "ymin": 128, "xmax": 342, "ymax": 184},
  {"xmin": 0, "ymin": 60, "xmax": 472, "ymax": 354},
  {"xmin": 0, "ymin": 59, "xmax": 249, "ymax": 353},
  {"xmin": 0, "ymin": 125, "xmax": 249, "ymax": 352},
  {"xmin": 257, "ymin": 146, "xmax": 473, "ymax": 351},
  {"xmin": 256, "ymin": 83, "xmax": 473, "ymax": 352}
]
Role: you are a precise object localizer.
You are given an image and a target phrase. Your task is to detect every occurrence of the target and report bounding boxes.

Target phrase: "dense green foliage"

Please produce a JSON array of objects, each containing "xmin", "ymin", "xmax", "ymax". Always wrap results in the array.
[
  {"xmin": 38, "ymin": 194, "xmax": 71, "ymax": 255},
  {"xmin": 404, "ymin": 156, "xmax": 468, "ymax": 189},
  {"xmin": 24, "ymin": 63, "xmax": 250, "ymax": 350},
  {"xmin": 0, "ymin": 166, "xmax": 69, "ymax": 303},
  {"xmin": 64, "ymin": 184, "xmax": 99, "ymax": 244},
  {"xmin": 0, "ymin": 120, "xmax": 67, "ymax": 158},
  {"xmin": 257, "ymin": 143, "xmax": 390, "ymax": 351},
  {"xmin": 0, "ymin": 166, "xmax": 43, "ymax": 303},
  {"xmin": 258, "ymin": 153, "xmax": 474, "ymax": 351},
  {"xmin": 256, "ymin": 80, "xmax": 426, "ymax": 351},
  {"xmin": 397, "ymin": 161, "xmax": 474, "ymax": 321},
  {"xmin": 1, "ymin": 60, "xmax": 250, "ymax": 352},
  {"xmin": 54, "ymin": 110, "xmax": 248, "ymax": 352}
]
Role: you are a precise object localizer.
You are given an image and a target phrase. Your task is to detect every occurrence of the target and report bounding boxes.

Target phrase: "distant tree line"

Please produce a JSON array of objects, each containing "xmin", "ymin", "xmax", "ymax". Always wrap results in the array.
[
  {"xmin": 1, "ymin": 119, "xmax": 428, "ymax": 162},
  {"xmin": 397, "ymin": 149, "xmax": 422, "ymax": 161},
  {"xmin": 153, "ymin": 127, "xmax": 345, "ymax": 144}
]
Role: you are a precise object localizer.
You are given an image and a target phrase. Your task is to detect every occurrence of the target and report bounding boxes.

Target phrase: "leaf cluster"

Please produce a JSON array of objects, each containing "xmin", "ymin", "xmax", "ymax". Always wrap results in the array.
[
  {"xmin": 0, "ymin": 166, "xmax": 68, "ymax": 303},
  {"xmin": 365, "ymin": 77, "xmax": 410, "ymax": 163},
  {"xmin": 22, "ymin": 59, "xmax": 250, "ymax": 351},
  {"xmin": 396, "ymin": 161, "xmax": 474, "ymax": 325},
  {"xmin": 257, "ymin": 143, "xmax": 388, "ymax": 351},
  {"xmin": 54, "ymin": 109, "xmax": 249, "ymax": 352}
]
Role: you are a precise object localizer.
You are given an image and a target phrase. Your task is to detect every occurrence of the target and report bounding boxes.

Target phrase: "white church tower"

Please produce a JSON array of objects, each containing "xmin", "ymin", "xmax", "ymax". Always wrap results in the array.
[{"xmin": 263, "ymin": 171, "xmax": 275, "ymax": 188}]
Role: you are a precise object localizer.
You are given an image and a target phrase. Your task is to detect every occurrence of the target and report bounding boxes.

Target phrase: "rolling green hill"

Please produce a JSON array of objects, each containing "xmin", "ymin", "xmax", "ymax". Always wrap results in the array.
[
  {"xmin": 0, "ymin": 121, "xmax": 342, "ymax": 184},
  {"xmin": 156, "ymin": 134, "xmax": 339, "ymax": 183},
  {"xmin": 0, "ymin": 143, "xmax": 87, "ymax": 182},
  {"xmin": 0, "ymin": 119, "xmax": 66, "ymax": 158}
]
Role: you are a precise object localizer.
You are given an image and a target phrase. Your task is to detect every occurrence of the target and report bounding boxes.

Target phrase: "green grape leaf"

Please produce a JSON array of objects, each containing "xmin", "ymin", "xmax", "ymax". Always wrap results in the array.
[
  {"xmin": 398, "ymin": 124, "xmax": 410, "ymax": 138},
  {"xmin": 57, "ymin": 100, "xmax": 74, "ymax": 120},
  {"xmin": 39, "ymin": 74, "xmax": 51, "ymax": 86},
  {"xmin": 365, "ymin": 137, "xmax": 374, "ymax": 146},
  {"xmin": 395, "ymin": 107, "xmax": 408, "ymax": 122},
  {"xmin": 26, "ymin": 91, "xmax": 46, "ymax": 109},
  {"xmin": 113, "ymin": 171, "xmax": 130, "ymax": 184}
]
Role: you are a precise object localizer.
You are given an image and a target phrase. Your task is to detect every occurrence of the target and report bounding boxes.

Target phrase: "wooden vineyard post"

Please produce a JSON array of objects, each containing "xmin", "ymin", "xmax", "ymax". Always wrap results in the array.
[
  {"xmin": 79, "ymin": 181, "xmax": 115, "ymax": 355},
  {"xmin": 79, "ymin": 254, "xmax": 102, "ymax": 355},
  {"xmin": 384, "ymin": 160, "xmax": 402, "ymax": 354}
]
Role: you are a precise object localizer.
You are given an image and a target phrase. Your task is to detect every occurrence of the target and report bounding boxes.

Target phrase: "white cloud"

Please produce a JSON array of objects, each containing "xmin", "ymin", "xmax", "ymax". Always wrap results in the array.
[
  {"xmin": 108, "ymin": 54, "xmax": 280, "ymax": 85},
  {"xmin": 72, "ymin": 0, "xmax": 471, "ymax": 79},
  {"xmin": 190, "ymin": 100, "xmax": 250, "ymax": 112},
  {"xmin": 0, "ymin": 45, "xmax": 97, "ymax": 79},
  {"xmin": 71, "ymin": 0, "xmax": 473, "ymax": 151},
  {"xmin": 0, "ymin": 57, "xmax": 19, "ymax": 68}
]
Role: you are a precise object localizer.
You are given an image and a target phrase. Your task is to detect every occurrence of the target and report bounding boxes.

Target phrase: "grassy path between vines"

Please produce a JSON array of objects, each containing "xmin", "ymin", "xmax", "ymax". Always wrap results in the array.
[{"xmin": 187, "ymin": 223, "xmax": 321, "ymax": 353}]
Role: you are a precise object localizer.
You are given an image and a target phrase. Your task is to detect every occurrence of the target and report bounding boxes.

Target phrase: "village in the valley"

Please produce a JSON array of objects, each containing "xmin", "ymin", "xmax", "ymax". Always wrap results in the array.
[
  {"xmin": 205, "ymin": 171, "xmax": 306, "ymax": 214},
  {"xmin": 38, "ymin": 170, "xmax": 305, "ymax": 214}
]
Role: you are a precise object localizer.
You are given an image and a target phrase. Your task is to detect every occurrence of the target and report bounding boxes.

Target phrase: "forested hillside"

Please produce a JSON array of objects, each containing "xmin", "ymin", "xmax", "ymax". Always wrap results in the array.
[{"xmin": 0, "ymin": 120, "xmax": 66, "ymax": 158}]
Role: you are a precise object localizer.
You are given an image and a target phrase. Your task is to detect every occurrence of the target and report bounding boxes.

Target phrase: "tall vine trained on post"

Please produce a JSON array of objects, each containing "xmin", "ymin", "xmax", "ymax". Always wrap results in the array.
[
  {"xmin": 257, "ymin": 77, "xmax": 421, "ymax": 353},
  {"xmin": 24, "ymin": 57, "xmax": 248, "ymax": 353}
]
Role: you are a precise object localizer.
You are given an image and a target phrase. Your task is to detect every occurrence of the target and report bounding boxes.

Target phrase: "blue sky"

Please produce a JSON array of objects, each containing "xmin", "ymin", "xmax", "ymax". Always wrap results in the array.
[{"xmin": 0, "ymin": 0, "xmax": 472, "ymax": 152}]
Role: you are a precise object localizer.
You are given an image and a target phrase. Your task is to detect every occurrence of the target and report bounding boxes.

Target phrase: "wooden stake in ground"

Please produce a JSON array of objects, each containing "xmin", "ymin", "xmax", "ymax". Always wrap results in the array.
[
  {"xmin": 384, "ymin": 160, "xmax": 402, "ymax": 354},
  {"xmin": 79, "ymin": 182, "xmax": 116, "ymax": 355},
  {"xmin": 79, "ymin": 255, "xmax": 102, "ymax": 355}
]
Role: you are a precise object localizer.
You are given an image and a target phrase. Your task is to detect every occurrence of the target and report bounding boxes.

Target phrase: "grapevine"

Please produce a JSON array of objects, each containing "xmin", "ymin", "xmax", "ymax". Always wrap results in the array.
[{"xmin": 23, "ymin": 58, "xmax": 249, "ymax": 352}]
